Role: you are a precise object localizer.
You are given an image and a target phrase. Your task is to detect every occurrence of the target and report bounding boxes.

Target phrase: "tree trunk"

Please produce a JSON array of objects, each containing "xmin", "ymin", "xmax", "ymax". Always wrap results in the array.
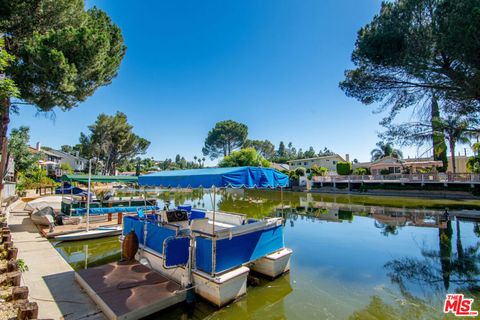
[
  {"xmin": 0, "ymin": 97, "xmax": 10, "ymax": 204},
  {"xmin": 449, "ymin": 139, "xmax": 456, "ymax": 174},
  {"xmin": 431, "ymin": 94, "xmax": 448, "ymax": 171}
]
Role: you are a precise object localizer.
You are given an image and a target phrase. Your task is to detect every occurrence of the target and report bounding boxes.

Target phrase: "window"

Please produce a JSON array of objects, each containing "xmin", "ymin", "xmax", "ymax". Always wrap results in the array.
[
  {"xmin": 333, "ymin": 161, "xmax": 337, "ymax": 165},
  {"xmin": 304, "ymin": 162, "xmax": 307, "ymax": 166}
]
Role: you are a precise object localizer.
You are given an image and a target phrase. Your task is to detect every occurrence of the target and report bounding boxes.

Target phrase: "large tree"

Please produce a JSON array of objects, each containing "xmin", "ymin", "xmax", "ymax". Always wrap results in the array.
[
  {"xmin": 243, "ymin": 139, "xmax": 275, "ymax": 159},
  {"xmin": 340, "ymin": 0, "xmax": 480, "ymax": 121},
  {"xmin": 79, "ymin": 112, "xmax": 150, "ymax": 175},
  {"xmin": 0, "ymin": 0, "xmax": 126, "ymax": 190},
  {"xmin": 7, "ymin": 126, "xmax": 39, "ymax": 180},
  {"xmin": 202, "ymin": 120, "xmax": 248, "ymax": 159},
  {"xmin": 370, "ymin": 141, "xmax": 403, "ymax": 161}
]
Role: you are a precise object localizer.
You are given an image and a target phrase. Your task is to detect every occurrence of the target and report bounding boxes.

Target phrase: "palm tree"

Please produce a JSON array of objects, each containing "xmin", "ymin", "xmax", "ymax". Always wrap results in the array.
[
  {"xmin": 370, "ymin": 141, "xmax": 403, "ymax": 161},
  {"xmin": 202, "ymin": 157, "xmax": 206, "ymax": 167}
]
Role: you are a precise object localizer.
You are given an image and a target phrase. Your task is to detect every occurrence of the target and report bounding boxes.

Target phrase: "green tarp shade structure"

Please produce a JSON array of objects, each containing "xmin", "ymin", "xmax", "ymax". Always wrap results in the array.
[{"xmin": 60, "ymin": 174, "xmax": 138, "ymax": 184}]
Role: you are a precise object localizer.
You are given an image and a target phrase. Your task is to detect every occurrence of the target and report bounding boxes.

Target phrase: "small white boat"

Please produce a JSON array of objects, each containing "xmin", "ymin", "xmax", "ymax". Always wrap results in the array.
[{"xmin": 54, "ymin": 226, "xmax": 122, "ymax": 242}]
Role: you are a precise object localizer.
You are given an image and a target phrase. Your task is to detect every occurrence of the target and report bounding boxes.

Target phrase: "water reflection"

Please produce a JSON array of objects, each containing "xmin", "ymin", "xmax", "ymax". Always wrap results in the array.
[
  {"xmin": 53, "ymin": 236, "xmax": 121, "ymax": 270},
  {"xmin": 53, "ymin": 190, "xmax": 480, "ymax": 319}
]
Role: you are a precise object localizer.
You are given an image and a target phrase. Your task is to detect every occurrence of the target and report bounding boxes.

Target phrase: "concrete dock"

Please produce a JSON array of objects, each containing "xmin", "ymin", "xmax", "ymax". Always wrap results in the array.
[
  {"xmin": 76, "ymin": 261, "xmax": 186, "ymax": 320},
  {"xmin": 7, "ymin": 200, "xmax": 105, "ymax": 319}
]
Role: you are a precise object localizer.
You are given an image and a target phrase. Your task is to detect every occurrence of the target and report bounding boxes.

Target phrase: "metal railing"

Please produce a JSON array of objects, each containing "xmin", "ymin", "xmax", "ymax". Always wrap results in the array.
[{"xmin": 312, "ymin": 173, "xmax": 480, "ymax": 184}]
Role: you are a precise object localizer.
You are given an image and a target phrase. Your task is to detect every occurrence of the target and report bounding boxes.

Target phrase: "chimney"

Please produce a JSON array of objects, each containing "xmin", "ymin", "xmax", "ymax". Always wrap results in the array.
[
  {"xmin": 345, "ymin": 154, "xmax": 350, "ymax": 162},
  {"xmin": 36, "ymin": 142, "xmax": 41, "ymax": 151}
]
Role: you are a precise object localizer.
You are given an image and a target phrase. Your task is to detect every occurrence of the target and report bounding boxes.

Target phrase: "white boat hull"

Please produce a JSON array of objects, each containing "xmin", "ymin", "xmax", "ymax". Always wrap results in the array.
[{"xmin": 55, "ymin": 227, "xmax": 122, "ymax": 242}]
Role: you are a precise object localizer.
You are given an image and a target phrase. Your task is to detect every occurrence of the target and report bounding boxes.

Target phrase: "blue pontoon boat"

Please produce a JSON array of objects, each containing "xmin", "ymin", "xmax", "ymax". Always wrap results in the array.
[{"xmin": 123, "ymin": 166, "xmax": 293, "ymax": 307}]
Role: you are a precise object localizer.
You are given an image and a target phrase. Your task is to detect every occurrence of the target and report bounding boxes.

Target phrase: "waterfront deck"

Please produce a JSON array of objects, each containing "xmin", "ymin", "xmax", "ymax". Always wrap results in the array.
[{"xmin": 76, "ymin": 261, "xmax": 186, "ymax": 320}]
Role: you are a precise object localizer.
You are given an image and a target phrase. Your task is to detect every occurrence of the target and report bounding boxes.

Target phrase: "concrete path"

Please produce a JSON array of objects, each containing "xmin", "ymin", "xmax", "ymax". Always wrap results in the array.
[{"xmin": 7, "ymin": 200, "xmax": 105, "ymax": 320}]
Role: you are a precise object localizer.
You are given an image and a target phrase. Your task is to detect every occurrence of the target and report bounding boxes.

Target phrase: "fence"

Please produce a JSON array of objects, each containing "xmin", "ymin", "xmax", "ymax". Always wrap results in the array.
[{"xmin": 312, "ymin": 173, "xmax": 480, "ymax": 184}]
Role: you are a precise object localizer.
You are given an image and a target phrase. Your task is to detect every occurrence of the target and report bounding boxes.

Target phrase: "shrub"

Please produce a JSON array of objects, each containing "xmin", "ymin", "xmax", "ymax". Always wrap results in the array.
[
  {"xmin": 310, "ymin": 165, "xmax": 328, "ymax": 177},
  {"xmin": 380, "ymin": 169, "xmax": 390, "ymax": 175},
  {"xmin": 219, "ymin": 148, "xmax": 271, "ymax": 168},
  {"xmin": 295, "ymin": 167, "xmax": 306, "ymax": 177},
  {"xmin": 467, "ymin": 156, "xmax": 480, "ymax": 173},
  {"xmin": 352, "ymin": 167, "xmax": 369, "ymax": 175},
  {"xmin": 336, "ymin": 162, "xmax": 352, "ymax": 175}
]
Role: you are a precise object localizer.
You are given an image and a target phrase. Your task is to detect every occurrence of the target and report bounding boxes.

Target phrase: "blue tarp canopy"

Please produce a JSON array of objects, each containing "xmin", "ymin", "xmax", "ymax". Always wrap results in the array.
[{"xmin": 138, "ymin": 166, "xmax": 289, "ymax": 188}]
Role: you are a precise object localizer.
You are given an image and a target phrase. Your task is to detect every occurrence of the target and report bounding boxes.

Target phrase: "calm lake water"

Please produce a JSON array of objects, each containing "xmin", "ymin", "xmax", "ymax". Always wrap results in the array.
[{"xmin": 53, "ymin": 190, "xmax": 480, "ymax": 319}]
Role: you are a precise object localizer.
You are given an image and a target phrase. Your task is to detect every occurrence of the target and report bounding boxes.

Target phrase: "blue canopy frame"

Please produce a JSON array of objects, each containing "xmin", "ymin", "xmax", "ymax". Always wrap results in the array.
[
  {"xmin": 138, "ymin": 166, "xmax": 289, "ymax": 188},
  {"xmin": 137, "ymin": 166, "xmax": 289, "ymax": 277}
]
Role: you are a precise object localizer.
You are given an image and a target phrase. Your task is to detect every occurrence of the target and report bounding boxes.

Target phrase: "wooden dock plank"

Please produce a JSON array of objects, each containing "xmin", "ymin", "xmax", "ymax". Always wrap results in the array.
[{"xmin": 76, "ymin": 261, "xmax": 186, "ymax": 320}]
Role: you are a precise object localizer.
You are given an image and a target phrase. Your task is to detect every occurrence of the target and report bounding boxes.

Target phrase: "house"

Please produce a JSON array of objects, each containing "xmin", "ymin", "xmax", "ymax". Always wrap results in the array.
[
  {"xmin": 270, "ymin": 163, "xmax": 290, "ymax": 172},
  {"xmin": 354, "ymin": 156, "xmax": 444, "ymax": 175},
  {"xmin": 30, "ymin": 142, "xmax": 87, "ymax": 178},
  {"xmin": 45, "ymin": 149, "xmax": 87, "ymax": 172},
  {"xmin": 354, "ymin": 155, "xmax": 469, "ymax": 175},
  {"xmin": 288, "ymin": 154, "xmax": 347, "ymax": 172}
]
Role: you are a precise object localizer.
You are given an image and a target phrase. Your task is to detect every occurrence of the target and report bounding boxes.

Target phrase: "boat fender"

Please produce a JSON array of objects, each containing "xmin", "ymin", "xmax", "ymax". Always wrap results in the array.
[{"xmin": 122, "ymin": 230, "xmax": 139, "ymax": 261}]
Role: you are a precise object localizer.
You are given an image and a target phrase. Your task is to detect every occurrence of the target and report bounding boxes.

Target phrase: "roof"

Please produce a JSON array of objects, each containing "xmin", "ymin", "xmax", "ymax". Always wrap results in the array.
[
  {"xmin": 138, "ymin": 166, "xmax": 289, "ymax": 188},
  {"xmin": 287, "ymin": 154, "xmax": 345, "ymax": 163},
  {"xmin": 60, "ymin": 174, "xmax": 138, "ymax": 183},
  {"xmin": 44, "ymin": 149, "xmax": 87, "ymax": 161}
]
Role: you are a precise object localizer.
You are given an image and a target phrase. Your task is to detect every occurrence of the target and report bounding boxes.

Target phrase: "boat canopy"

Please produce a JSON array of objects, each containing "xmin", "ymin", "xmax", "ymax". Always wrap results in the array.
[
  {"xmin": 60, "ymin": 174, "xmax": 138, "ymax": 184},
  {"xmin": 138, "ymin": 166, "xmax": 289, "ymax": 188}
]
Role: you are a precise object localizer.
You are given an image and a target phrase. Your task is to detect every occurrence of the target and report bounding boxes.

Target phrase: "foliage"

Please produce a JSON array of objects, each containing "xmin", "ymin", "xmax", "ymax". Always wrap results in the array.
[
  {"xmin": 303, "ymin": 146, "xmax": 316, "ymax": 158},
  {"xmin": 1, "ymin": 1, "xmax": 126, "ymax": 111},
  {"xmin": 310, "ymin": 165, "xmax": 328, "ymax": 177},
  {"xmin": 243, "ymin": 139, "xmax": 275, "ymax": 159},
  {"xmin": 472, "ymin": 142, "xmax": 480, "ymax": 156},
  {"xmin": 0, "ymin": 38, "xmax": 18, "ymax": 100},
  {"xmin": 17, "ymin": 167, "xmax": 55, "ymax": 192},
  {"xmin": 7, "ymin": 126, "xmax": 39, "ymax": 179},
  {"xmin": 77, "ymin": 112, "xmax": 150, "ymax": 174},
  {"xmin": 270, "ymin": 142, "xmax": 335, "ymax": 164},
  {"xmin": 340, "ymin": 0, "xmax": 480, "ymax": 125},
  {"xmin": 59, "ymin": 162, "xmax": 73, "ymax": 174},
  {"xmin": 467, "ymin": 156, "xmax": 480, "ymax": 173},
  {"xmin": 383, "ymin": 115, "xmax": 474, "ymax": 173},
  {"xmin": 370, "ymin": 141, "xmax": 403, "ymax": 161},
  {"xmin": 295, "ymin": 167, "xmax": 306, "ymax": 177},
  {"xmin": 352, "ymin": 167, "xmax": 370, "ymax": 175},
  {"xmin": 218, "ymin": 148, "xmax": 270, "ymax": 168},
  {"xmin": 202, "ymin": 120, "xmax": 248, "ymax": 159},
  {"xmin": 380, "ymin": 169, "xmax": 391, "ymax": 175},
  {"xmin": 431, "ymin": 95, "xmax": 448, "ymax": 172},
  {"xmin": 336, "ymin": 162, "xmax": 352, "ymax": 175},
  {"xmin": 17, "ymin": 259, "xmax": 29, "ymax": 272}
]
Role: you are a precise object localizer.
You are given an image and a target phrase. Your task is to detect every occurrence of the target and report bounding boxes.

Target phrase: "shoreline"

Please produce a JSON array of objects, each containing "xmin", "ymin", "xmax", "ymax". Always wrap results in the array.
[
  {"xmin": 7, "ymin": 200, "xmax": 105, "ymax": 320},
  {"xmin": 288, "ymin": 187, "xmax": 480, "ymax": 201}
]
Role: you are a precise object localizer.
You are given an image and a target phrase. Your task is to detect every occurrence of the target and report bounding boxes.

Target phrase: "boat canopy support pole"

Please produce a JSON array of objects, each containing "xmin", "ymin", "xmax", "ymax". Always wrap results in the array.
[
  {"xmin": 86, "ymin": 159, "xmax": 92, "ymax": 232},
  {"xmin": 211, "ymin": 186, "xmax": 216, "ymax": 276}
]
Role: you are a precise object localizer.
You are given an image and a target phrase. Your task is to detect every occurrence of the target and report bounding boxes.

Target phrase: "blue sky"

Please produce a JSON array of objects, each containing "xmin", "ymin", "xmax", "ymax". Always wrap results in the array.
[{"xmin": 11, "ymin": 0, "xmax": 424, "ymax": 164}]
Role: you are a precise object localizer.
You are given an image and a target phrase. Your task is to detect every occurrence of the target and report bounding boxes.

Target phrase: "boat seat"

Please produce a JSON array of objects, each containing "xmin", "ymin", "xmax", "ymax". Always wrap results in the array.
[{"xmin": 191, "ymin": 218, "xmax": 234, "ymax": 234}]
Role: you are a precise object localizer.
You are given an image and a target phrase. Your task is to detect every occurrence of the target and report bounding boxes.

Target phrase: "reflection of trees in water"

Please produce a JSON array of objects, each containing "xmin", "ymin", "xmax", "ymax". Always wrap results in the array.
[
  {"xmin": 217, "ymin": 190, "xmax": 283, "ymax": 219},
  {"xmin": 156, "ymin": 189, "xmax": 206, "ymax": 208},
  {"xmin": 382, "ymin": 219, "xmax": 479, "ymax": 308},
  {"xmin": 349, "ymin": 295, "xmax": 433, "ymax": 320},
  {"xmin": 352, "ymin": 219, "xmax": 480, "ymax": 320},
  {"xmin": 374, "ymin": 220, "xmax": 399, "ymax": 237}
]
